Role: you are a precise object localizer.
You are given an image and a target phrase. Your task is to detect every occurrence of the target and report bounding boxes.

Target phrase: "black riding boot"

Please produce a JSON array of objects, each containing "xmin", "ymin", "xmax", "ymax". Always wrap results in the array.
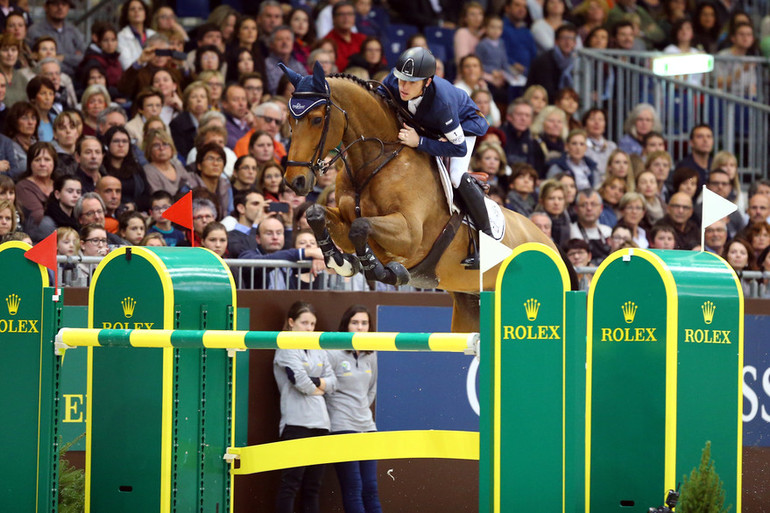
[{"xmin": 456, "ymin": 173, "xmax": 493, "ymax": 269}]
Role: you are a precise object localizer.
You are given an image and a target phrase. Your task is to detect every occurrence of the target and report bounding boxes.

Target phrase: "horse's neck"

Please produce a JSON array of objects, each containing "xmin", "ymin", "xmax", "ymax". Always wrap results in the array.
[{"xmin": 331, "ymin": 80, "xmax": 397, "ymax": 144}]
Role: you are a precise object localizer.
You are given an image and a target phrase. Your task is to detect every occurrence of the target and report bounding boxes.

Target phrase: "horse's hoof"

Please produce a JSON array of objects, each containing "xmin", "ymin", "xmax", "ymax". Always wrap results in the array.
[
  {"xmin": 329, "ymin": 254, "xmax": 361, "ymax": 277},
  {"xmin": 386, "ymin": 261, "xmax": 410, "ymax": 286},
  {"xmin": 348, "ymin": 218, "xmax": 372, "ymax": 247},
  {"xmin": 306, "ymin": 204, "xmax": 326, "ymax": 232}
]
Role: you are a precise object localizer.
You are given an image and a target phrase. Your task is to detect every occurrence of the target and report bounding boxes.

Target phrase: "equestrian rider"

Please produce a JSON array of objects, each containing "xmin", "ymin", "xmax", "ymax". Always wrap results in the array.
[{"xmin": 380, "ymin": 47, "xmax": 492, "ymax": 269}]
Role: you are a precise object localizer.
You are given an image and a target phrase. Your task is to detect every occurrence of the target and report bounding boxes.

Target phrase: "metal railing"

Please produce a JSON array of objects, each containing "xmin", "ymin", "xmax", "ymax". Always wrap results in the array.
[
  {"xmin": 55, "ymin": 255, "xmax": 428, "ymax": 292},
  {"xmin": 575, "ymin": 48, "xmax": 770, "ymax": 185}
]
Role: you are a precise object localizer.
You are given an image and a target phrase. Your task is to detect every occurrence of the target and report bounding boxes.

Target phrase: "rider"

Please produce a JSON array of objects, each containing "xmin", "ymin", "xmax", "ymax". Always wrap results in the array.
[{"xmin": 380, "ymin": 47, "xmax": 492, "ymax": 269}]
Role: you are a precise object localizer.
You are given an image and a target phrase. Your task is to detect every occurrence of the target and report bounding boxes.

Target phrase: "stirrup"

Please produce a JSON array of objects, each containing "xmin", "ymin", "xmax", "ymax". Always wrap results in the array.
[{"xmin": 461, "ymin": 252, "xmax": 480, "ymax": 270}]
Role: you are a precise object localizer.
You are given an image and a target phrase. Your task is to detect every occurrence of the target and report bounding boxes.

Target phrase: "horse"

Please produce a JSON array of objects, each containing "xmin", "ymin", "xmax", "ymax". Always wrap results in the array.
[{"xmin": 280, "ymin": 63, "xmax": 560, "ymax": 332}]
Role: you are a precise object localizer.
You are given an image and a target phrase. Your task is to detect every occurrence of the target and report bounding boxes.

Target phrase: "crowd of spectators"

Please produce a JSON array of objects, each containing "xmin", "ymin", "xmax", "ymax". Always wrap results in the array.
[{"xmin": 0, "ymin": 0, "xmax": 768, "ymax": 294}]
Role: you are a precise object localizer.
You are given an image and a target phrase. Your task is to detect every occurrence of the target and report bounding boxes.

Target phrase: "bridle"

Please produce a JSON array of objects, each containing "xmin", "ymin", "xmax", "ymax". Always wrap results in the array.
[{"xmin": 285, "ymin": 83, "xmax": 349, "ymax": 175}]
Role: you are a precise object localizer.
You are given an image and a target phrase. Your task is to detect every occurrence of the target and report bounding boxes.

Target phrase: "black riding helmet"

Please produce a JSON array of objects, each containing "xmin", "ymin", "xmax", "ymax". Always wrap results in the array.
[{"xmin": 393, "ymin": 47, "xmax": 436, "ymax": 82}]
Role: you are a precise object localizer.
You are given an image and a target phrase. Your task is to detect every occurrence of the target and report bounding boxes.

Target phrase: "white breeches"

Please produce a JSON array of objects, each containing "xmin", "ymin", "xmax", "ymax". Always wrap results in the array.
[{"xmin": 449, "ymin": 135, "xmax": 477, "ymax": 188}]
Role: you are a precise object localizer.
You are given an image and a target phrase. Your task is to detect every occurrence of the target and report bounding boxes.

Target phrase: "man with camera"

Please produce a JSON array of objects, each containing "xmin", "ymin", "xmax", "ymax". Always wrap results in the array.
[{"xmin": 117, "ymin": 33, "xmax": 183, "ymax": 102}]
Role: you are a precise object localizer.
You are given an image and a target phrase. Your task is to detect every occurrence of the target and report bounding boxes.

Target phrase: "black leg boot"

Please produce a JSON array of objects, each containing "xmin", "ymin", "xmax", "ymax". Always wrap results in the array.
[{"xmin": 456, "ymin": 173, "xmax": 493, "ymax": 269}]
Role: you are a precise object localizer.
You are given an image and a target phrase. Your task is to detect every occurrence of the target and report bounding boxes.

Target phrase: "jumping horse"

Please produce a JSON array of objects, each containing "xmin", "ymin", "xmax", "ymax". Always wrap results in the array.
[{"xmin": 280, "ymin": 62, "xmax": 559, "ymax": 332}]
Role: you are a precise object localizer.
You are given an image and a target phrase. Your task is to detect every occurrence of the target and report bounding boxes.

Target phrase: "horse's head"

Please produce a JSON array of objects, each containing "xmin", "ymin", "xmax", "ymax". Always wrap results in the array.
[{"xmin": 280, "ymin": 61, "xmax": 346, "ymax": 196}]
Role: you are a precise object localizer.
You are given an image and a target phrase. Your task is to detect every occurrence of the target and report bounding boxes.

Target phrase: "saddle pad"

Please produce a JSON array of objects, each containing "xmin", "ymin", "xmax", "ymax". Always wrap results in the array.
[{"xmin": 434, "ymin": 157, "xmax": 506, "ymax": 241}]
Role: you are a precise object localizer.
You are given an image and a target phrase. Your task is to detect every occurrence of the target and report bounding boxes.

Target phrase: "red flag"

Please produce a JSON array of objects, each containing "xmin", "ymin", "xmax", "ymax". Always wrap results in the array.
[
  {"xmin": 25, "ymin": 231, "xmax": 57, "ymax": 270},
  {"xmin": 162, "ymin": 191, "xmax": 193, "ymax": 230}
]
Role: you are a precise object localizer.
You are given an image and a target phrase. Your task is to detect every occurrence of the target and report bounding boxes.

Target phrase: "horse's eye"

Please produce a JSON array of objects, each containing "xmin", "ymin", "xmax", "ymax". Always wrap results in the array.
[{"xmin": 311, "ymin": 117, "xmax": 322, "ymax": 126}]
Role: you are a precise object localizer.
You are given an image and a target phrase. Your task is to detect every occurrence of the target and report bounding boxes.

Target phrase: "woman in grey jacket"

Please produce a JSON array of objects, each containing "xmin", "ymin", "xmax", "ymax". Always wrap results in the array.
[
  {"xmin": 325, "ymin": 305, "xmax": 382, "ymax": 513},
  {"xmin": 273, "ymin": 301, "xmax": 336, "ymax": 513}
]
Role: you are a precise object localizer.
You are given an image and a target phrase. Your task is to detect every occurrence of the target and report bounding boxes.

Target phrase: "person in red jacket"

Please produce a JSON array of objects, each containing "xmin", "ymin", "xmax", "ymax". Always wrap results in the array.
[{"xmin": 78, "ymin": 21, "xmax": 122, "ymax": 91}]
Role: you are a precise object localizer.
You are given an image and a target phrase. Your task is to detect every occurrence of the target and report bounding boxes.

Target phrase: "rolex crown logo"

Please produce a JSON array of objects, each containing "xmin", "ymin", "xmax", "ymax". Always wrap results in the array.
[
  {"xmin": 121, "ymin": 297, "xmax": 136, "ymax": 318},
  {"xmin": 6, "ymin": 293, "xmax": 20, "ymax": 315},
  {"xmin": 701, "ymin": 301, "xmax": 716, "ymax": 325},
  {"xmin": 622, "ymin": 301, "xmax": 637, "ymax": 324},
  {"xmin": 524, "ymin": 298, "xmax": 540, "ymax": 321}
]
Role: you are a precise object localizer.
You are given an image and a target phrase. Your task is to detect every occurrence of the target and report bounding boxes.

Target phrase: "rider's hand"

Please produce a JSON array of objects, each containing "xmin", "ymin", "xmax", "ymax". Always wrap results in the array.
[{"xmin": 398, "ymin": 123, "xmax": 419, "ymax": 148}]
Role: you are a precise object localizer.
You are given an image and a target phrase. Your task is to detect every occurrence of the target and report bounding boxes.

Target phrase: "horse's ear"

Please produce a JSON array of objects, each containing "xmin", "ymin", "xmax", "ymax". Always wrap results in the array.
[
  {"xmin": 311, "ymin": 60, "xmax": 328, "ymax": 91},
  {"xmin": 278, "ymin": 62, "xmax": 304, "ymax": 87}
]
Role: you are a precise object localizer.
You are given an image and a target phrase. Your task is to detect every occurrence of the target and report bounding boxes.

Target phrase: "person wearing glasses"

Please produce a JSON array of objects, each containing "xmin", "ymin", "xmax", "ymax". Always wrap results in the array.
[
  {"xmin": 651, "ymin": 192, "xmax": 698, "ymax": 250},
  {"xmin": 233, "ymin": 101, "xmax": 286, "ymax": 160},
  {"xmin": 142, "ymin": 129, "xmax": 191, "ymax": 196},
  {"xmin": 188, "ymin": 142, "xmax": 232, "ymax": 219},
  {"xmin": 74, "ymin": 192, "xmax": 125, "ymax": 247},
  {"xmin": 78, "ymin": 223, "xmax": 109, "ymax": 282}
]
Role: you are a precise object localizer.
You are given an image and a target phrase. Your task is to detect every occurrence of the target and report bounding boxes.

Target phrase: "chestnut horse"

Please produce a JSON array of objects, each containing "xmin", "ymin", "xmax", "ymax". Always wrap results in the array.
[{"xmin": 281, "ymin": 64, "xmax": 558, "ymax": 332}]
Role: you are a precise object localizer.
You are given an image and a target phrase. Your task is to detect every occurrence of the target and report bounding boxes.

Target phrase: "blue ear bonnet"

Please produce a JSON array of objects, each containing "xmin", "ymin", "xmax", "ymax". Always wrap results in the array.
[{"xmin": 279, "ymin": 61, "xmax": 330, "ymax": 119}]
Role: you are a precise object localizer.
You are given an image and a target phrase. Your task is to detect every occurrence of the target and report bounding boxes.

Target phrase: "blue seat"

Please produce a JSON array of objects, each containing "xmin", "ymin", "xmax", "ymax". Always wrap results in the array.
[
  {"xmin": 368, "ymin": 6, "xmax": 391, "ymax": 29},
  {"xmin": 425, "ymin": 26, "xmax": 455, "ymax": 65},
  {"xmin": 176, "ymin": 0, "xmax": 211, "ymax": 18},
  {"xmin": 384, "ymin": 23, "xmax": 419, "ymax": 67}
]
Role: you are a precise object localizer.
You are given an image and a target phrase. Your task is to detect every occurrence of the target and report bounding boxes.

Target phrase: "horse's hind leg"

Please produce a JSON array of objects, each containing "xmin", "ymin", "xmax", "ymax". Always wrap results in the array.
[
  {"xmin": 306, "ymin": 204, "xmax": 360, "ymax": 277},
  {"xmin": 348, "ymin": 217, "xmax": 410, "ymax": 286},
  {"xmin": 449, "ymin": 292, "xmax": 480, "ymax": 333}
]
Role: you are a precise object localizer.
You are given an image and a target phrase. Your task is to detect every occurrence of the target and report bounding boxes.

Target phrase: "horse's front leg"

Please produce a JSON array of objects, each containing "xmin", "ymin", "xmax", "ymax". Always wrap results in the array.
[
  {"xmin": 348, "ymin": 215, "xmax": 411, "ymax": 286},
  {"xmin": 306, "ymin": 204, "xmax": 361, "ymax": 277}
]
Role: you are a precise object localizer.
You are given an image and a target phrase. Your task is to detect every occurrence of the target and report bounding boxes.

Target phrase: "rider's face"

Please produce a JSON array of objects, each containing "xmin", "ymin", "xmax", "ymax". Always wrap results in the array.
[{"xmin": 397, "ymin": 78, "xmax": 429, "ymax": 101}]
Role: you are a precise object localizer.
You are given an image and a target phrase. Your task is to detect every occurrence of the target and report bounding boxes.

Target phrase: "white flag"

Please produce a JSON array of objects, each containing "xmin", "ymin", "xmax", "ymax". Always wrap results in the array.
[
  {"xmin": 701, "ymin": 185, "xmax": 738, "ymax": 229},
  {"xmin": 480, "ymin": 232, "xmax": 513, "ymax": 274}
]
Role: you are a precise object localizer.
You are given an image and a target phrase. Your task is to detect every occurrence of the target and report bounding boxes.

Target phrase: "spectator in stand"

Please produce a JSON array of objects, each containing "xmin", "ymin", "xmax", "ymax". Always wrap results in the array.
[
  {"xmin": 117, "ymin": 210, "xmax": 145, "ymax": 245},
  {"xmin": 582, "ymin": 107, "xmax": 616, "ymax": 178},
  {"xmin": 142, "ymin": 129, "xmax": 190, "ymax": 195},
  {"xmin": 227, "ymin": 189, "xmax": 265, "ymax": 257},
  {"xmin": 454, "ymin": 54, "xmax": 501, "ymax": 128},
  {"xmin": 673, "ymin": 124, "xmax": 713, "ymax": 188},
  {"xmin": 501, "ymin": 99, "xmax": 544, "ymax": 176},
  {"xmin": 617, "ymin": 191, "xmax": 649, "ymax": 248},
  {"xmin": 217, "ymin": 83, "xmax": 250, "ymax": 150},
  {"xmin": 692, "ymin": 1, "xmax": 720, "ymax": 54},
  {"xmin": 26, "ymin": 0, "xmax": 85, "ymax": 76},
  {"xmin": 258, "ymin": 161, "xmax": 284, "ymax": 203},
  {"xmin": 502, "ymin": 0, "xmax": 537, "ymax": 84},
  {"xmin": 187, "ymin": 197, "xmax": 217, "ymax": 247},
  {"xmin": 454, "ymin": 2, "xmax": 485, "ymax": 65},
  {"xmin": 564, "ymin": 238, "xmax": 594, "ymax": 288},
  {"xmin": 256, "ymin": 1, "xmax": 284, "ymax": 51},
  {"xmin": 570, "ymin": 189, "xmax": 612, "ymax": 264},
  {"xmin": 537, "ymin": 178, "xmax": 570, "ymax": 248},
  {"xmin": 606, "ymin": 0, "xmax": 665, "ymax": 49},
  {"xmin": 194, "ymin": 44, "xmax": 225, "ymax": 78},
  {"xmin": 37, "ymin": 55, "xmax": 77, "ymax": 114},
  {"xmin": 240, "ymin": 73, "xmax": 265, "ymax": 108},
  {"xmin": 188, "ymin": 142, "xmax": 232, "ymax": 219},
  {"xmin": 573, "ymin": 0, "xmax": 609, "ymax": 42},
  {"xmin": 585, "ymin": 26, "xmax": 610, "ymax": 50},
  {"xmin": 526, "ymin": 24, "xmax": 578, "ymax": 103},
  {"xmin": 185, "ymin": 24, "xmax": 225, "ymax": 77},
  {"xmin": 554, "ymin": 87, "xmax": 581, "ymax": 131},
  {"xmin": 186, "ymin": 122, "xmax": 237, "ymax": 179},
  {"xmin": 0, "ymin": 33, "xmax": 29, "ymax": 107},
  {"xmin": 505, "ymin": 163, "xmax": 538, "ymax": 217},
  {"xmin": 26, "ymin": 76, "xmax": 56, "ymax": 142},
  {"xmin": 51, "ymin": 110, "xmax": 81, "ymax": 176},
  {"xmin": 662, "ymin": 19, "xmax": 704, "ymax": 86},
  {"xmin": 74, "ymin": 193, "xmax": 122, "ymax": 247},
  {"xmin": 723, "ymin": 238, "xmax": 755, "ymax": 293},
  {"xmin": 0, "ymin": 198, "xmax": 16, "ymax": 237},
  {"xmin": 78, "ymin": 22, "xmax": 122, "ymax": 94},
  {"xmin": 597, "ymin": 174, "xmax": 626, "ymax": 227},
  {"xmin": 140, "ymin": 231, "xmax": 166, "ymax": 246},
  {"xmin": 226, "ymin": 47, "xmax": 255, "ymax": 83},
  {"xmin": 115, "ymin": 0, "xmax": 154, "ymax": 70},
  {"xmin": 226, "ymin": 16, "xmax": 267, "ymax": 83},
  {"xmin": 605, "ymin": 149, "xmax": 634, "ymax": 193},
  {"xmin": 648, "ymin": 224, "xmax": 676, "ymax": 249},
  {"xmin": 547, "ymin": 129, "xmax": 599, "ymax": 190},
  {"xmin": 711, "ymin": 151, "xmax": 744, "ymax": 211},
  {"xmin": 325, "ymin": 2, "xmax": 366, "ymax": 72},
  {"xmin": 234, "ymin": 101, "xmax": 286, "ymax": 159},
  {"xmin": 524, "ymin": 85, "xmax": 549, "ymax": 116},
  {"xmin": 744, "ymin": 191, "xmax": 770, "ymax": 231},
  {"xmin": 611, "ymin": 20, "xmax": 638, "ymax": 51},
  {"xmin": 645, "ymin": 150, "xmax": 672, "ymax": 204},
  {"xmin": 745, "ymin": 222, "xmax": 770, "ymax": 258},
  {"xmin": 117, "ymin": 33, "xmax": 182, "ymax": 103},
  {"xmin": 146, "ymin": 190, "xmax": 186, "ymax": 246},
  {"xmin": 557, "ymin": 172, "xmax": 578, "ymax": 221},
  {"xmin": 325, "ymin": 305, "xmax": 383, "ymax": 512},
  {"xmin": 79, "ymin": 223, "xmax": 109, "ymax": 275},
  {"xmin": 288, "ymin": 8, "xmax": 316, "ymax": 69},
  {"xmin": 288, "ymin": 229, "xmax": 324, "ymax": 289},
  {"xmin": 530, "ymin": 211, "xmax": 553, "ymax": 238},
  {"xmin": 16, "ymin": 141, "xmax": 56, "ymax": 235},
  {"xmin": 265, "ymin": 26, "xmax": 306, "ymax": 96},
  {"xmin": 43, "ymin": 173, "xmax": 80, "ymax": 230},
  {"xmin": 102, "ymin": 126, "xmax": 147, "ymax": 211},
  {"xmin": 703, "ymin": 218, "xmax": 728, "ymax": 254},
  {"xmin": 671, "ymin": 166, "xmax": 699, "ymax": 201},
  {"xmin": 7, "ymin": 12, "xmax": 31, "ymax": 70},
  {"xmin": 169, "ymin": 82, "xmax": 211, "ymax": 164},
  {"xmin": 0, "ymin": 0, "xmax": 28, "ymax": 36},
  {"xmin": 95, "ymin": 175, "xmax": 122, "ymax": 233},
  {"xmin": 151, "ymin": 6, "xmax": 188, "ymax": 47},
  {"xmin": 150, "ymin": 68, "xmax": 182, "ymax": 126},
  {"xmin": 5, "ymin": 101, "xmax": 39, "ymax": 173},
  {"xmin": 475, "ymin": 15, "xmax": 514, "ymax": 104},
  {"xmin": 702, "ymin": 169, "xmax": 746, "ymax": 238},
  {"xmin": 716, "ymin": 11, "xmax": 752, "ymax": 51},
  {"xmin": 273, "ymin": 301, "xmax": 335, "ymax": 513},
  {"xmin": 531, "ymin": 105, "xmax": 568, "ymax": 169},
  {"xmin": 715, "ymin": 22, "xmax": 759, "ymax": 98},
  {"xmin": 346, "ymin": 37, "xmax": 388, "ymax": 78},
  {"xmin": 200, "ymin": 221, "xmax": 228, "ymax": 257},
  {"xmin": 636, "ymin": 169, "xmax": 664, "ymax": 225},
  {"xmin": 618, "ymin": 103, "xmax": 661, "ymax": 156},
  {"xmin": 471, "ymin": 140, "xmax": 508, "ymax": 188},
  {"xmin": 80, "ymin": 84, "xmax": 110, "ymax": 136},
  {"xmin": 531, "ymin": 0, "xmax": 571, "ymax": 53}
]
